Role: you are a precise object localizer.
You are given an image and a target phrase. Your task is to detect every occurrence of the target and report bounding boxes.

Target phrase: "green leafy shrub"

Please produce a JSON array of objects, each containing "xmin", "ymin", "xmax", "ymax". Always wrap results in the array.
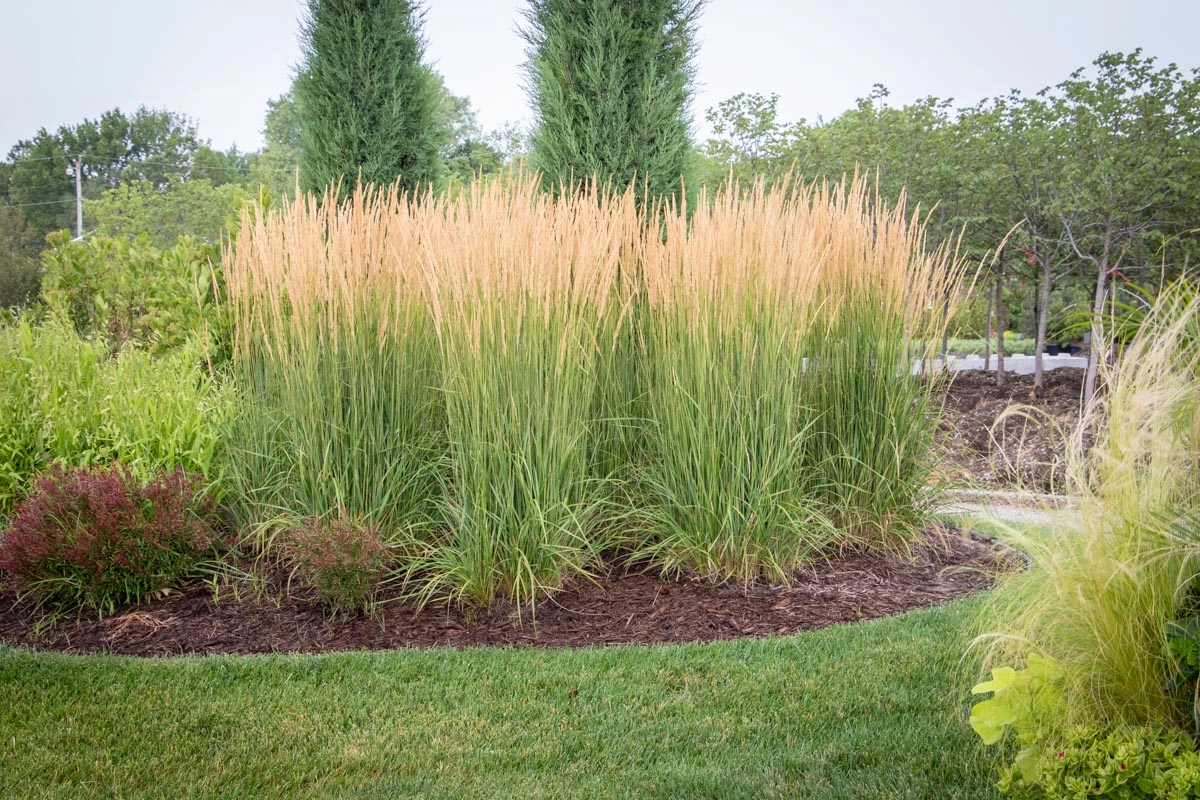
[
  {"xmin": 998, "ymin": 726, "xmax": 1200, "ymax": 800},
  {"xmin": 1165, "ymin": 573, "xmax": 1200, "ymax": 735},
  {"xmin": 0, "ymin": 320, "xmax": 235, "ymax": 515},
  {"xmin": 39, "ymin": 231, "xmax": 223, "ymax": 353},
  {"xmin": 284, "ymin": 516, "xmax": 389, "ymax": 614},
  {"xmin": 0, "ymin": 464, "xmax": 223, "ymax": 615},
  {"xmin": 946, "ymin": 334, "xmax": 1037, "ymax": 356},
  {"xmin": 85, "ymin": 178, "xmax": 249, "ymax": 250},
  {"xmin": 0, "ymin": 203, "xmax": 41, "ymax": 311},
  {"xmin": 971, "ymin": 654, "xmax": 1068, "ymax": 781}
]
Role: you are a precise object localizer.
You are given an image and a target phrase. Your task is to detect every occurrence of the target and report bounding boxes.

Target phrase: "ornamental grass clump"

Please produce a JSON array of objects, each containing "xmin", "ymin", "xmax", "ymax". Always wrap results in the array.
[
  {"xmin": 224, "ymin": 184, "xmax": 445, "ymax": 537},
  {"xmin": 410, "ymin": 178, "xmax": 639, "ymax": 609},
  {"xmin": 224, "ymin": 168, "xmax": 965, "ymax": 607},
  {"xmin": 633, "ymin": 175, "xmax": 964, "ymax": 580},
  {"xmin": 635, "ymin": 177, "xmax": 831, "ymax": 581},
  {"xmin": 0, "ymin": 464, "xmax": 222, "ymax": 615},
  {"xmin": 974, "ymin": 285, "xmax": 1200, "ymax": 736},
  {"xmin": 800, "ymin": 180, "xmax": 963, "ymax": 549}
]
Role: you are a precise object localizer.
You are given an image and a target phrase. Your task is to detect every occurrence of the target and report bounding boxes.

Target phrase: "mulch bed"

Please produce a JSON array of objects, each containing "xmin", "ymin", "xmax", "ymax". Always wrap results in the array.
[
  {"xmin": 0, "ymin": 527, "xmax": 1015, "ymax": 656},
  {"xmin": 935, "ymin": 368, "xmax": 1085, "ymax": 490},
  {"xmin": 1, "ymin": 372, "xmax": 1067, "ymax": 658}
]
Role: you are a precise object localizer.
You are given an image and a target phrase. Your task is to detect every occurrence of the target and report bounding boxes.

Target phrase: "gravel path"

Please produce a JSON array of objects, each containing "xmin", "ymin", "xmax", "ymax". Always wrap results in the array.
[{"xmin": 938, "ymin": 489, "xmax": 1079, "ymax": 528}]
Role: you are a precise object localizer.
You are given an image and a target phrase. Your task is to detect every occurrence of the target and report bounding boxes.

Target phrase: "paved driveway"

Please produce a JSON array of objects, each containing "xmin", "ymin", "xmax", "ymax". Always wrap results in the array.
[{"xmin": 933, "ymin": 354, "xmax": 1089, "ymax": 375}]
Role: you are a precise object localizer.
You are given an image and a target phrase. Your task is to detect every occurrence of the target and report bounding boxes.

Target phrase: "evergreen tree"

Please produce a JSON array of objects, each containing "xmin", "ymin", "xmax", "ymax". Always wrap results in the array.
[
  {"xmin": 295, "ymin": 0, "xmax": 443, "ymax": 198},
  {"xmin": 522, "ymin": 0, "xmax": 704, "ymax": 206}
]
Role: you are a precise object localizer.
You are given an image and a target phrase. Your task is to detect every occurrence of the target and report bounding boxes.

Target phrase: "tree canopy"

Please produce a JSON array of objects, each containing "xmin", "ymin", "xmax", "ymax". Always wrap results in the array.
[{"xmin": 3, "ymin": 107, "xmax": 208, "ymax": 238}]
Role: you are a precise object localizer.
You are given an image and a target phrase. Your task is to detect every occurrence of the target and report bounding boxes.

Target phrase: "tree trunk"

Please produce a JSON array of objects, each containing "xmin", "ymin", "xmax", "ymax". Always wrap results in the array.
[
  {"xmin": 994, "ymin": 249, "xmax": 1007, "ymax": 388},
  {"xmin": 984, "ymin": 284, "xmax": 993, "ymax": 367},
  {"xmin": 1033, "ymin": 252, "xmax": 1052, "ymax": 395},
  {"xmin": 1083, "ymin": 254, "xmax": 1109, "ymax": 407}
]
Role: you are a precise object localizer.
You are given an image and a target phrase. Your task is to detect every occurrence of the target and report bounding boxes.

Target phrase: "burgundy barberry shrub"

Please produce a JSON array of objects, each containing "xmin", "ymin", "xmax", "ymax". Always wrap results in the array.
[
  {"xmin": 285, "ymin": 516, "xmax": 388, "ymax": 614},
  {"xmin": 0, "ymin": 464, "xmax": 222, "ymax": 614}
]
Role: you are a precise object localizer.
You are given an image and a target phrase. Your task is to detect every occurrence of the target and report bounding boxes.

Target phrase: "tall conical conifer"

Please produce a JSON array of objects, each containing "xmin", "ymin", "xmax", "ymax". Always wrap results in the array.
[
  {"xmin": 296, "ymin": 0, "xmax": 442, "ymax": 197},
  {"xmin": 522, "ymin": 0, "xmax": 704, "ymax": 206}
]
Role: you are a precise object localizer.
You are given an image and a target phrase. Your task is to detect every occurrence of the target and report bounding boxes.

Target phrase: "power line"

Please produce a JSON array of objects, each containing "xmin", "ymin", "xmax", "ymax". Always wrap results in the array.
[
  {"xmin": 84, "ymin": 155, "xmax": 253, "ymax": 173},
  {"xmin": 4, "ymin": 181, "xmax": 76, "ymax": 193},
  {"xmin": 2, "ymin": 154, "xmax": 64, "ymax": 164},
  {"xmin": 4, "ymin": 198, "xmax": 74, "ymax": 209},
  {"xmin": 7, "ymin": 152, "xmax": 257, "ymax": 173}
]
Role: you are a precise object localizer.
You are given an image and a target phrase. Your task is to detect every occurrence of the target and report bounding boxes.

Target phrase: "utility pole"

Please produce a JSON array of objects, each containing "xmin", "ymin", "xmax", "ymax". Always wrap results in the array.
[{"xmin": 74, "ymin": 156, "xmax": 83, "ymax": 240}]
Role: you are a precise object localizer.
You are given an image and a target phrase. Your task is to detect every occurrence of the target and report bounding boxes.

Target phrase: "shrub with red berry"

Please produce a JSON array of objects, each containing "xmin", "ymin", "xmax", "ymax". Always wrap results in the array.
[
  {"xmin": 284, "ymin": 516, "xmax": 389, "ymax": 614},
  {"xmin": 0, "ymin": 464, "xmax": 223, "ymax": 614}
]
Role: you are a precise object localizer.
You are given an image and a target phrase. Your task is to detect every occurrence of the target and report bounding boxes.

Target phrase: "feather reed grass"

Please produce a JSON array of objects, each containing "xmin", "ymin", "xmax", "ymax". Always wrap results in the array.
[
  {"xmin": 635, "ymin": 177, "xmax": 830, "ymax": 580},
  {"xmin": 223, "ymin": 184, "xmax": 444, "ymax": 541},
  {"xmin": 634, "ymin": 175, "xmax": 965, "ymax": 578},
  {"xmin": 800, "ymin": 180, "xmax": 964, "ymax": 548},
  {"xmin": 409, "ymin": 179, "xmax": 639, "ymax": 608},
  {"xmin": 225, "ymin": 170, "xmax": 966, "ymax": 606}
]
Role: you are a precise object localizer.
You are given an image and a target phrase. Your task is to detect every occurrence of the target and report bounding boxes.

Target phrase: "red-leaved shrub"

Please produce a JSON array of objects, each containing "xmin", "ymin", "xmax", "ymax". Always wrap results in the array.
[
  {"xmin": 0, "ymin": 464, "xmax": 222, "ymax": 614},
  {"xmin": 284, "ymin": 516, "xmax": 388, "ymax": 614}
]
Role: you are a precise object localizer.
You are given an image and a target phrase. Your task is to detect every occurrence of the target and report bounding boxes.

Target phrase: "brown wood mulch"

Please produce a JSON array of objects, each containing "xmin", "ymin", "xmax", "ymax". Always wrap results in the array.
[
  {"xmin": 935, "ymin": 368, "xmax": 1086, "ymax": 490},
  {"xmin": 0, "ymin": 527, "xmax": 1015, "ymax": 657}
]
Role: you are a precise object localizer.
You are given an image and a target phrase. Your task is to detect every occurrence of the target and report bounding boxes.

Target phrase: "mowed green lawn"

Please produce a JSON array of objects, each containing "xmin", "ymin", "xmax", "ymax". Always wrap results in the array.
[{"xmin": 0, "ymin": 597, "xmax": 1000, "ymax": 799}]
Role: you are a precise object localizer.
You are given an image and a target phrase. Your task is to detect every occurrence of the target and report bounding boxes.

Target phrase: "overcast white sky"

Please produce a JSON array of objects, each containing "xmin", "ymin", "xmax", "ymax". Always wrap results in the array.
[{"xmin": 2, "ymin": 0, "xmax": 1198, "ymax": 157}]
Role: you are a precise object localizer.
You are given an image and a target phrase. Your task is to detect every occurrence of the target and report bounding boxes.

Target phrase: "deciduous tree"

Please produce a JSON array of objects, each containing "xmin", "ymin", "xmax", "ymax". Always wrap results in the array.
[{"xmin": 5, "ymin": 108, "xmax": 204, "ymax": 239}]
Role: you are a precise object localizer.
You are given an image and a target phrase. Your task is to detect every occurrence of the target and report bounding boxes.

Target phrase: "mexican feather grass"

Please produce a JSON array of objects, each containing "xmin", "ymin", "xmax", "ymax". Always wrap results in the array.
[{"xmin": 974, "ymin": 284, "xmax": 1200, "ymax": 732}]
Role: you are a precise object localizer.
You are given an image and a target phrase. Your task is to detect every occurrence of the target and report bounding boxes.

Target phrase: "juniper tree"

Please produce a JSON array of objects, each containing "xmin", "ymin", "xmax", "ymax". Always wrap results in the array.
[
  {"xmin": 295, "ymin": 0, "xmax": 442, "ymax": 198},
  {"xmin": 522, "ymin": 0, "xmax": 704, "ymax": 207}
]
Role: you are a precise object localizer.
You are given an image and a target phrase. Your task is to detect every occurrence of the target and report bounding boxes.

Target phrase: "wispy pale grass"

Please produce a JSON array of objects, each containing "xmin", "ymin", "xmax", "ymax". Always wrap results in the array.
[{"xmin": 974, "ymin": 285, "xmax": 1200, "ymax": 731}]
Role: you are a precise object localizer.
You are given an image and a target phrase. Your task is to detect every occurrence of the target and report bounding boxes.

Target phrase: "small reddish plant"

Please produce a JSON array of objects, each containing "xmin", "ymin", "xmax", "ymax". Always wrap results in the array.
[
  {"xmin": 284, "ymin": 516, "xmax": 389, "ymax": 614},
  {"xmin": 0, "ymin": 464, "xmax": 222, "ymax": 615}
]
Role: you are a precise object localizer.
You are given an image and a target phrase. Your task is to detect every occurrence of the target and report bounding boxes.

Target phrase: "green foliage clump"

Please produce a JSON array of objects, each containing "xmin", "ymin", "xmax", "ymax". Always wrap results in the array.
[
  {"xmin": 39, "ymin": 231, "xmax": 222, "ymax": 353},
  {"xmin": 945, "ymin": 335, "xmax": 1037, "ymax": 356},
  {"xmin": 0, "ymin": 320, "xmax": 235, "ymax": 516},
  {"xmin": 0, "ymin": 464, "xmax": 223, "ymax": 615},
  {"xmin": 85, "ymin": 178, "xmax": 250, "ymax": 249},
  {"xmin": 971, "ymin": 654, "xmax": 1068, "ymax": 780},
  {"xmin": 522, "ymin": 0, "xmax": 703, "ymax": 206},
  {"xmin": 0, "ymin": 204, "xmax": 41, "ymax": 310},
  {"xmin": 999, "ymin": 727, "xmax": 1200, "ymax": 800},
  {"xmin": 295, "ymin": 0, "xmax": 443, "ymax": 197},
  {"xmin": 284, "ymin": 515, "xmax": 389, "ymax": 614},
  {"xmin": 801, "ymin": 304, "xmax": 943, "ymax": 546},
  {"xmin": 1165, "ymin": 573, "xmax": 1200, "ymax": 736}
]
